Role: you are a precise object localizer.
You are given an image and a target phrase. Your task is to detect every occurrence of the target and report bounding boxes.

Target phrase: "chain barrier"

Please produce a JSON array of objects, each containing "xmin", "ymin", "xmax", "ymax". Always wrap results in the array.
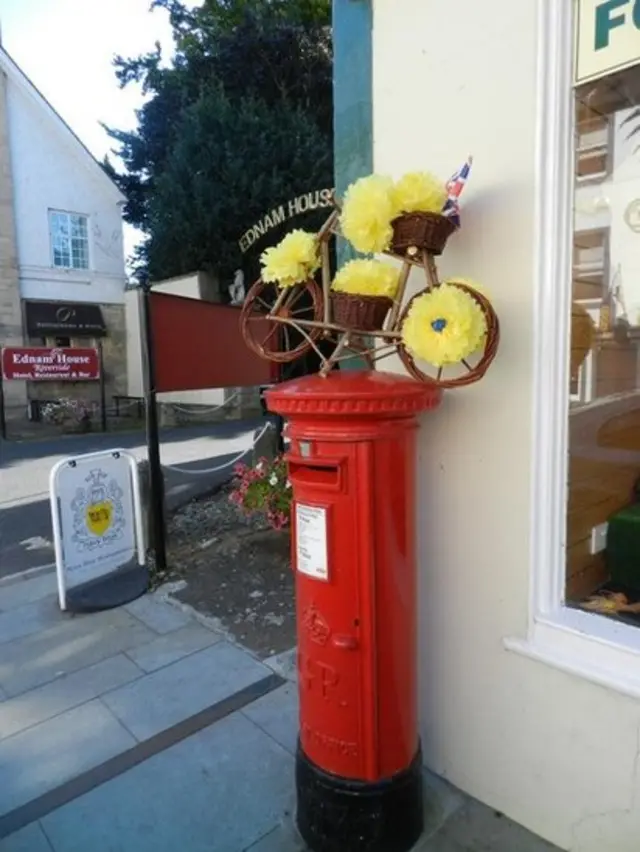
[
  {"xmin": 170, "ymin": 390, "xmax": 240, "ymax": 415},
  {"xmin": 159, "ymin": 422, "xmax": 274, "ymax": 476}
]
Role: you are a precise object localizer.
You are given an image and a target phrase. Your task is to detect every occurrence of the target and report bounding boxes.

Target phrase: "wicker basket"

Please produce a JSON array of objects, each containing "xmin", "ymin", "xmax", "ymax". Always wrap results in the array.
[
  {"xmin": 391, "ymin": 212, "xmax": 458, "ymax": 257},
  {"xmin": 331, "ymin": 292, "xmax": 392, "ymax": 332}
]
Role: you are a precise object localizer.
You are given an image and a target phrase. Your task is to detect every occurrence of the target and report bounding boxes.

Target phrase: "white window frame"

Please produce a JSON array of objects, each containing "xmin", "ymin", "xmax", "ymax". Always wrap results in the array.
[
  {"xmin": 49, "ymin": 209, "xmax": 91, "ymax": 271},
  {"xmin": 504, "ymin": 0, "xmax": 640, "ymax": 700}
]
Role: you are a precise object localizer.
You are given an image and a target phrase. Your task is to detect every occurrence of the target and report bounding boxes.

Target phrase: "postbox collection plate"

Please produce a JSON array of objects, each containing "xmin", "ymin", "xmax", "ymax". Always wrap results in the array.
[{"xmin": 296, "ymin": 503, "xmax": 329, "ymax": 582}]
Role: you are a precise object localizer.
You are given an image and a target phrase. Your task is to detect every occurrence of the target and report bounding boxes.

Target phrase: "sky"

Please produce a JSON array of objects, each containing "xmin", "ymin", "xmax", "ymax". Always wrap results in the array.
[{"xmin": 0, "ymin": 0, "xmax": 181, "ymax": 262}]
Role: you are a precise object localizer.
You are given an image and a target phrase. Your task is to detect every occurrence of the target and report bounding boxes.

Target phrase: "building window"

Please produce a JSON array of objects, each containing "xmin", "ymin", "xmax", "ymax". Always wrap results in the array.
[
  {"xmin": 49, "ymin": 211, "xmax": 90, "ymax": 270},
  {"xmin": 572, "ymin": 229, "xmax": 609, "ymax": 301},
  {"xmin": 575, "ymin": 100, "xmax": 612, "ymax": 183},
  {"xmin": 566, "ymin": 63, "xmax": 640, "ymax": 615}
]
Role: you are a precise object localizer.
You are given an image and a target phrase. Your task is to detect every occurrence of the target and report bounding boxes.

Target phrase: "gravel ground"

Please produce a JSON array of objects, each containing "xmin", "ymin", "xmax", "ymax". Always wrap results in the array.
[{"xmin": 161, "ymin": 485, "xmax": 296, "ymax": 659}]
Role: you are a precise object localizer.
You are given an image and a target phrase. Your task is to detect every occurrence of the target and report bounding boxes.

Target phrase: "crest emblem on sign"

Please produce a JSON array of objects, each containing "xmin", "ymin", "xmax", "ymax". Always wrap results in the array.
[
  {"xmin": 71, "ymin": 468, "xmax": 126, "ymax": 552},
  {"xmin": 86, "ymin": 500, "xmax": 113, "ymax": 536}
]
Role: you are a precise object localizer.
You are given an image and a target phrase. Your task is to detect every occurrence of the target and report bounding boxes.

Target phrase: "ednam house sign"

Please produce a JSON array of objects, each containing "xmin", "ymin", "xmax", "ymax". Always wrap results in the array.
[
  {"xmin": 238, "ymin": 188, "xmax": 334, "ymax": 254},
  {"xmin": 576, "ymin": 0, "xmax": 640, "ymax": 83},
  {"xmin": 1, "ymin": 347, "xmax": 100, "ymax": 381}
]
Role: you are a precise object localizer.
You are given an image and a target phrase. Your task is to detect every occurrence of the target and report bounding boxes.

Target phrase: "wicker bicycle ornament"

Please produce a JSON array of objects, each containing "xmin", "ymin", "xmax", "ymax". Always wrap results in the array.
[{"xmin": 240, "ymin": 165, "xmax": 500, "ymax": 389}]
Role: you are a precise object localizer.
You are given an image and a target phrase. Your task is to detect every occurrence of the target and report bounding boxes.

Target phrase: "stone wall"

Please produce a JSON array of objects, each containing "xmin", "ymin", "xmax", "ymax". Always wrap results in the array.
[
  {"xmin": 26, "ymin": 303, "xmax": 128, "ymax": 417},
  {"xmin": 0, "ymin": 70, "xmax": 27, "ymax": 418}
]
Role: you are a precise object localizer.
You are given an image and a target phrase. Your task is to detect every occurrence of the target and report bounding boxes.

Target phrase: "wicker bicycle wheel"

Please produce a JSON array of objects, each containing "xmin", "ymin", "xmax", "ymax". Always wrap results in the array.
[
  {"xmin": 391, "ymin": 212, "xmax": 458, "ymax": 257},
  {"xmin": 330, "ymin": 292, "xmax": 392, "ymax": 332},
  {"xmin": 397, "ymin": 283, "xmax": 500, "ymax": 388},
  {"xmin": 240, "ymin": 278, "xmax": 324, "ymax": 363}
]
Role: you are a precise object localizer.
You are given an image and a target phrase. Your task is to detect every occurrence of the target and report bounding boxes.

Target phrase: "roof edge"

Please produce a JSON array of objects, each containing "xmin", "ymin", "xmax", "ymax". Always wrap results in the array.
[{"xmin": 0, "ymin": 45, "xmax": 126, "ymax": 203}]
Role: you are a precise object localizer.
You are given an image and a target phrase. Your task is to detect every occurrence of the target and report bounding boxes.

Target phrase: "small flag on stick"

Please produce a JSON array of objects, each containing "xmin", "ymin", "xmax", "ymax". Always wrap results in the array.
[{"xmin": 442, "ymin": 156, "xmax": 473, "ymax": 228}]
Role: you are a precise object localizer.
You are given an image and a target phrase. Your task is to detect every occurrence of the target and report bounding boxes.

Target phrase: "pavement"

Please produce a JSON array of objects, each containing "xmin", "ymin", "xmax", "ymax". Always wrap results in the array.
[
  {"xmin": 0, "ymin": 421, "xmax": 262, "ymax": 579},
  {"xmin": 0, "ymin": 570, "xmax": 562, "ymax": 852}
]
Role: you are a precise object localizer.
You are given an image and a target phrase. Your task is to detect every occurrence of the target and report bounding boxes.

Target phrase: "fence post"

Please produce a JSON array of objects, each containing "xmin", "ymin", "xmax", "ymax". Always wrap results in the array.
[
  {"xmin": 98, "ymin": 340, "xmax": 107, "ymax": 433},
  {"xmin": 0, "ymin": 365, "xmax": 6, "ymax": 440},
  {"xmin": 139, "ymin": 283, "xmax": 168, "ymax": 574}
]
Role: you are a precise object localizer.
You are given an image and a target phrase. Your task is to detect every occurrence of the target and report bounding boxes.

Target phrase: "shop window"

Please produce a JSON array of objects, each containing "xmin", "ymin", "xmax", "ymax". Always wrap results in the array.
[
  {"xmin": 49, "ymin": 210, "xmax": 90, "ymax": 270},
  {"xmin": 565, "ymin": 64, "xmax": 640, "ymax": 620}
]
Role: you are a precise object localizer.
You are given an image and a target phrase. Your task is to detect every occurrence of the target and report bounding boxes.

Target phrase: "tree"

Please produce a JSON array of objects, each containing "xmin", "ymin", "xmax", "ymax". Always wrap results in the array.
[
  {"xmin": 144, "ymin": 86, "xmax": 331, "ymax": 282},
  {"xmin": 106, "ymin": 0, "xmax": 333, "ymax": 286}
]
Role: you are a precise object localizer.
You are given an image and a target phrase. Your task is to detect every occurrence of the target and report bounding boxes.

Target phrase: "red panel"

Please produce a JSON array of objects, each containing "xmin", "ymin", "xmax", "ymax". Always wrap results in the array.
[
  {"xmin": 150, "ymin": 292, "xmax": 277, "ymax": 392},
  {"xmin": 1, "ymin": 347, "xmax": 100, "ymax": 381}
]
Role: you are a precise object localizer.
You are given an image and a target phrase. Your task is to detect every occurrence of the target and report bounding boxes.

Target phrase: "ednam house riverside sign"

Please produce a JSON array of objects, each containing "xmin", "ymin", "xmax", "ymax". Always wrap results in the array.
[
  {"xmin": 1, "ymin": 347, "xmax": 101, "ymax": 381},
  {"xmin": 238, "ymin": 189, "xmax": 334, "ymax": 254}
]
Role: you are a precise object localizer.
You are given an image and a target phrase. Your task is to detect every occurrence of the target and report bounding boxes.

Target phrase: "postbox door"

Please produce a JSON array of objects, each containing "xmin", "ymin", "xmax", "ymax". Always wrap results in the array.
[{"xmin": 290, "ymin": 449, "xmax": 375, "ymax": 781}]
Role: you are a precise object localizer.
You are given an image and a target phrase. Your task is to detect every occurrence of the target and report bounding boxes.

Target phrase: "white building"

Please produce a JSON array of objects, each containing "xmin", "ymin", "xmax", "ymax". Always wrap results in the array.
[
  {"xmin": 331, "ymin": 1, "xmax": 640, "ymax": 850},
  {"xmin": 0, "ymin": 41, "xmax": 127, "ymax": 421}
]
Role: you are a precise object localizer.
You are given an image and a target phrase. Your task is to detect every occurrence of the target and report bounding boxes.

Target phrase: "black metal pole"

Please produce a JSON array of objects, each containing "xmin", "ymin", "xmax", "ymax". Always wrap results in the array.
[
  {"xmin": 0, "ymin": 363, "xmax": 6, "ymax": 441},
  {"xmin": 98, "ymin": 340, "xmax": 107, "ymax": 433},
  {"xmin": 139, "ymin": 283, "xmax": 168, "ymax": 574}
]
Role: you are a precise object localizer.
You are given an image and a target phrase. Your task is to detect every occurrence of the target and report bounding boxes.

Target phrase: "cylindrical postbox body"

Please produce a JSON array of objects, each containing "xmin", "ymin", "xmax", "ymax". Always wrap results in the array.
[{"xmin": 266, "ymin": 371, "xmax": 442, "ymax": 852}]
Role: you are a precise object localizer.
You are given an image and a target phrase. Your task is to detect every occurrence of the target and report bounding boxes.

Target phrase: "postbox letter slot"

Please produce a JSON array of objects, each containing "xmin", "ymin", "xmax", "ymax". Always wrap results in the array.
[{"xmin": 289, "ymin": 462, "xmax": 341, "ymax": 490}]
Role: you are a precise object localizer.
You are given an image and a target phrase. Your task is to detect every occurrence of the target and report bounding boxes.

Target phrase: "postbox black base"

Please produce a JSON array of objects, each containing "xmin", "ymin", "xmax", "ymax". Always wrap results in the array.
[{"xmin": 295, "ymin": 741, "xmax": 424, "ymax": 852}]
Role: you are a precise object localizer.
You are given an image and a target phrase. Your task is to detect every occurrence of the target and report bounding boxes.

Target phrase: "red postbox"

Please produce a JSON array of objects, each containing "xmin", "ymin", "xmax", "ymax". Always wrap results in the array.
[{"xmin": 266, "ymin": 370, "xmax": 442, "ymax": 852}]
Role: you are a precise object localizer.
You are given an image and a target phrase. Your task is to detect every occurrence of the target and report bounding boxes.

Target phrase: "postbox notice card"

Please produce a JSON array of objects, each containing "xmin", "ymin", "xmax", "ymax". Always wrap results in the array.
[{"xmin": 296, "ymin": 504, "xmax": 329, "ymax": 581}]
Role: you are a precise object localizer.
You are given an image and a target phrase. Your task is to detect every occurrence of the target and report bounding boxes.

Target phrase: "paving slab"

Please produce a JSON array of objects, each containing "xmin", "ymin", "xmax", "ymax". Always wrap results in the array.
[
  {"xmin": 39, "ymin": 711, "xmax": 293, "ymax": 852},
  {"xmin": 242, "ymin": 683, "xmax": 299, "ymax": 755},
  {"xmin": 0, "ymin": 597, "xmax": 72, "ymax": 648},
  {"xmin": 435, "ymin": 799, "xmax": 561, "ymax": 851},
  {"xmin": 101, "ymin": 641, "xmax": 270, "ymax": 741},
  {"xmin": 0, "ymin": 654, "xmax": 142, "ymax": 742},
  {"xmin": 124, "ymin": 595, "xmax": 192, "ymax": 634},
  {"xmin": 0, "ymin": 574, "xmax": 56, "ymax": 612},
  {"xmin": 0, "ymin": 609, "xmax": 155, "ymax": 697},
  {"xmin": 0, "ymin": 700, "xmax": 136, "ymax": 818},
  {"xmin": 125, "ymin": 623, "xmax": 221, "ymax": 673},
  {"xmin": 0, "ymin": 823, "xmax": 53, "ymax": 852}
]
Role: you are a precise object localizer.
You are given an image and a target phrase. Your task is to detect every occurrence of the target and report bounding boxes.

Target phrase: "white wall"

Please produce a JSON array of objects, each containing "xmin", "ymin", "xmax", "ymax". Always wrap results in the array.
[
  {"xmin": 5, "ymin": 69, "xmax": 126, "ymax": 306},
  {"xmin": 372, "ymin": 2, "xmax": 640, "ymax": 850}
]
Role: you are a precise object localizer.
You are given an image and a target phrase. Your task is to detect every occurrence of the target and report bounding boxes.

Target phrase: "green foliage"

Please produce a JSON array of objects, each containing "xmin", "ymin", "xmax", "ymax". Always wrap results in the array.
[
  {"xmin": 145, "ymin": 86, "xmax": 331, "ymax": 281},
  {"xmin": 106, "ymin": 0, "xmax": 333, "ymax": 285}
]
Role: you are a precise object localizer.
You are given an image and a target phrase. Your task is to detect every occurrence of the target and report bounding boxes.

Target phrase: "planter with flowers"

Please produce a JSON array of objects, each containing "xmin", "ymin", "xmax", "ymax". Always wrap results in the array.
[
  {"xmin": 240, "ymin": 157, "xmax": 500, "ymax": 389},
  {"xmin": 330, "ymin": 259, "xmax": 400, "ymax": 332},
  {"xmin": 229, "ymin": 455, "xmax": 292, "ymax": 531}
]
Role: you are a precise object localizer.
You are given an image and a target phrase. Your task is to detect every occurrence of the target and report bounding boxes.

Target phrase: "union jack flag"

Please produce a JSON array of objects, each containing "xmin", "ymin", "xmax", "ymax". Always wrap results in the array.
[{"xmin": 442, "ymin": 156, "xmax": 473, "ymax": 228}]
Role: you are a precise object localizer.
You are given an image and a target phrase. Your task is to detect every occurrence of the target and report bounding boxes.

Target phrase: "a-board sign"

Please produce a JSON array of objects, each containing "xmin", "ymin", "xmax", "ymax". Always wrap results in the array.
[
  {"xmin": 296, "ymin": 503, "xmax": 329, "ymax": 581},
  {"xmin": 50, "ymin": 450, "xmax": 145, "ymax": 611},
  {"xmin": 1, "ymin": 347, "xmax": 100, "ymax": 381}
]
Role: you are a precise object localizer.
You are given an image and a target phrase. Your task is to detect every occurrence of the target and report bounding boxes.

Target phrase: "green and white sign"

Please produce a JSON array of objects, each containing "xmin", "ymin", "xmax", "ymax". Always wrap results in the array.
[{"xmin": 576, "ymin": 0, "xmax": 640, "ymax": 84}]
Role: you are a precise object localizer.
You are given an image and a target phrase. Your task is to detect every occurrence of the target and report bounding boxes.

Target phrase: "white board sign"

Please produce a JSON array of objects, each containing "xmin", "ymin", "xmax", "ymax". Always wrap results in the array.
[
  {"xmin": 575, "ymin": 0, "xmax": 640, "ymax": 84},
  {"xmin": 296, "ymin": 503, "xmax": 329, "ymax": 581},
  {"xmin": 50, "ymin": 449, "xmax": 145, "ymax": 610}
]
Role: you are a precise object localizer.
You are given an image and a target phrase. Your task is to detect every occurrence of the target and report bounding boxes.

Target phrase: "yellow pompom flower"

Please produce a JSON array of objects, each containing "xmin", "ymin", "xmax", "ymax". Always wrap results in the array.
[
  {"xmin": 391, "ymin": 171, "xmax": 448, "ymax": 216},
  {"xmin": 260, "ymin": 230, "xmax": 319, "ymax": 289},
  {"xmin": 332, "ymin": 259, "xmax": 400, "ymax": 299},
  {"xmin": 401, "ymin": 285, "xmax": 487, "ymax": 367},
  {"xmin": 340, "ymin": 175, "xmax": 396, "ymax": 254},
  {"xmin": 444, "ymin": 277, "xmax": 490, "ymax": 298}
]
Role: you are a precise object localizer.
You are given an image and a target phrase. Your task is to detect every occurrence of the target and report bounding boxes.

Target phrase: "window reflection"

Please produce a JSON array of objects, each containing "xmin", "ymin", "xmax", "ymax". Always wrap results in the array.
[{"xmin": 567, "ymin": 65, "xmax": 640, "ymax": 620}]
